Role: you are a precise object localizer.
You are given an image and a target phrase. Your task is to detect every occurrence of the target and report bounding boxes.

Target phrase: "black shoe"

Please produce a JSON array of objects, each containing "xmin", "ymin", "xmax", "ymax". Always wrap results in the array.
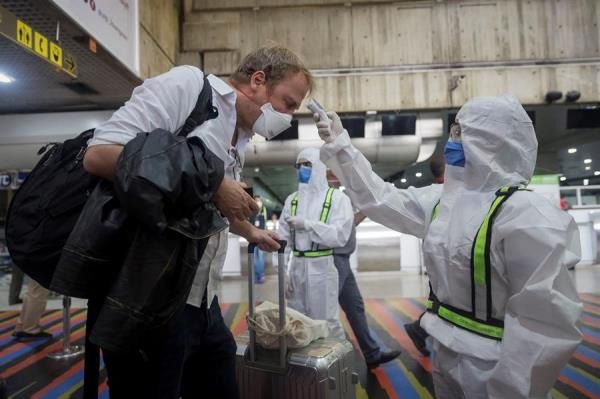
[
  {"xmin": 405, "ymin": 323, "xmax": 430, "ymax": 357},
  {"xmin": 12, "ymin": 331, "xmax": 52, "ymax": 341},
  {"xmin": 366, "ymin": 350, "xmax": 401, "ymax": 369},
  {"xmin": 8, "ymin": 298, "xmax": 22, "ymax": 306}
]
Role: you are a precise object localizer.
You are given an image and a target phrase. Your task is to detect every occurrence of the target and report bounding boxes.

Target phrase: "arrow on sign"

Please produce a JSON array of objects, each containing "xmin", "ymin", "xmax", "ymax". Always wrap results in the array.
[{"xmin": 64, "ymin": 55, "xmax": 74, "ymax": 71}]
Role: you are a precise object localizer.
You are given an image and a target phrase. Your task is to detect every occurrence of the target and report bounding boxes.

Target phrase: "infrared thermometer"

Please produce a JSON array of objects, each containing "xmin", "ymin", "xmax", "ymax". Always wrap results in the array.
[{"xmin": 307, "ymin": 98, "xmax": 331, "ymax": 126}]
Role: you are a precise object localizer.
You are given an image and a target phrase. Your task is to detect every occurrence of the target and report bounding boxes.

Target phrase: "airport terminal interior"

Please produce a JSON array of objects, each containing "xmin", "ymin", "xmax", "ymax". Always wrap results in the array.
[{"xmin": 1, "ymin": 0, "xmax": 600, "ymax": 398}]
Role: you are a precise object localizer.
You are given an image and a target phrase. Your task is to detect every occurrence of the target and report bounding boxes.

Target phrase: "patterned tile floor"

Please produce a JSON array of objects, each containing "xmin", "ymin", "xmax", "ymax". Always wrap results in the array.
[{"xmin": 0, "ymin": 294, "xmax": 599, "ymax": 398}]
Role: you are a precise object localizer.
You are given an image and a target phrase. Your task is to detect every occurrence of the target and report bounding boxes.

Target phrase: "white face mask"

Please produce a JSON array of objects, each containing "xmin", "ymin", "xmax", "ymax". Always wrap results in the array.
[{"xmin": 252, "ymin": 103, "xmax": 292, "ymax": 139}]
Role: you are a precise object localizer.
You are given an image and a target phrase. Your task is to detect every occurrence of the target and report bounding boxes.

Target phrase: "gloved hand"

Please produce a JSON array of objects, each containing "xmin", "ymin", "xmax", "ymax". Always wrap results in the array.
[
  {"xmin": 286, "ymin": 216, "xmax": 308, "ymax": 230},
  {"xmin": 314, "ymin": 112, "xmax": 344, "ymax": 144}
]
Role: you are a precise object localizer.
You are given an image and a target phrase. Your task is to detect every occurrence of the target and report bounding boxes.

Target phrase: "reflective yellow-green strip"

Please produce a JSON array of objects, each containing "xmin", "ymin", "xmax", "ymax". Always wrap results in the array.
[
  {"xmin": 431, "ymin": 202, "xmax": 440, "ymax": 222},
  {"xmin": 319, "ymin": 188, "xmax": 334, "ymax": 223},
  {"xmin": 472, "ymin": 195, "xmax": 505, "ymax": 286},
  {"xmin": 437, "ymin": 305, "xmax": 504, "ymax": 339},
  {"xmin": 426, "ymin": 300, "xmax": 503, "ymax": 339},
  {"xmin": 293, "ymin": 249, "xmax": 334, "ymax": 258},
  {"xmin": 291, "ymin": 193, "xmax": 299, "ymax": 216},
  {"xmin": 292, "ymin": 188, "xmax": 333, "ymax": 221}
]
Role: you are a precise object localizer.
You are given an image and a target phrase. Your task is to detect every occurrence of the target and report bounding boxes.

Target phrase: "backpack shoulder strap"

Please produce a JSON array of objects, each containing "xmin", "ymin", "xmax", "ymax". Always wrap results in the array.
[{"xmin": 178, "ymin": 76, "xmax": 219, "ymax": 137}]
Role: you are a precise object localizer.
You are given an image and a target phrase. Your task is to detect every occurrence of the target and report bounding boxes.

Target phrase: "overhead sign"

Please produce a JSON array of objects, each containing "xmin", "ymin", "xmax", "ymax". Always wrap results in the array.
[
  {"xmin": 50, "ymin": 0, "xmax": 139, "ymax": 77},
  {"xmin": 16, "ymin": 19, "xmax": 32, "ymax": 48},
  {"xmin": 0, "ymin": 173, "xmax": 13, "ymax": 189},
  {"xmin": 34, "ymin": 31, "xmax": 48, "ymax": 58},
  {"xmin": 49, "ymin": 41, "xmax": 62, "ymax": 67},
  {"xmin": 0, "ymin": 5, "xmax": 78, "ymax": 78},
  {"xmin": 64, "ymin": 53, "xmax": 76, "ymax": 75}
]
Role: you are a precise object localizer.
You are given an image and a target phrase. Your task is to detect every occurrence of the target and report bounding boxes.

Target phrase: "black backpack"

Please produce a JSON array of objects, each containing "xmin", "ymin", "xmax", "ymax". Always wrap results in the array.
[{"xmin": 6, "ymin": 76, "xmax": 218, "ymax": 289}]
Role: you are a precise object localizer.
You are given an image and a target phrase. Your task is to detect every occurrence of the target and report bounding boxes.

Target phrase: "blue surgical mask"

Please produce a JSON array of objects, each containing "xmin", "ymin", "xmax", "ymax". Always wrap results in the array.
[
  {"xmin": 298, "ymin": 165, "xmax": 312, "ymax": 183},
  {"xmin": 444, "ymin": 140, "xmax": 465, "ymax": 167}
]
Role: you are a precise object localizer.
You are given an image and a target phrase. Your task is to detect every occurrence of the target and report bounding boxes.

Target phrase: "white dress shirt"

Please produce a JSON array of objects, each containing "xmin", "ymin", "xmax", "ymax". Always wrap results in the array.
[{"xmin": 91, "ymin": 65, "xmax": 249, "ymax": 307}]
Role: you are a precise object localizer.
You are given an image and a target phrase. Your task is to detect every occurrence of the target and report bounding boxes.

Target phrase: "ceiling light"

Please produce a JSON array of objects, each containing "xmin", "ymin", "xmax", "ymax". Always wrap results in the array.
[
  {"xmin": 584, "ymin": 179, "xmax": 589, "ymax": 186},
  {"xmin": 560, "ymin": 176, "xmax": 567, "ymax": 181},
  {"xmin": 415, "ymin": 172, "xmax": 422, "ymax": 178},
  {"xmin": 584, "ymin": 159, "xmax": 592, "ymax": 164},
  {"xmin": 400, "ymin": 178, "xmax": 407, "ymax": 183},
  {"xmin": 568, "ymin": 148, "xmax": 577, "ymax": 154},
  {"xmin": 254, "ymin": 167, "xmax": 260, "ymax": 173},
  {"xmin": 0, "ymin": 72, "xmax": 14, "ymax": 84},
  {"xmin": 595, "ymin": 171, "xmax": 600, "ymax": 176},
  {"xmin": 586, "ymin": 166, "xmax": 591, "ymax": 170}
]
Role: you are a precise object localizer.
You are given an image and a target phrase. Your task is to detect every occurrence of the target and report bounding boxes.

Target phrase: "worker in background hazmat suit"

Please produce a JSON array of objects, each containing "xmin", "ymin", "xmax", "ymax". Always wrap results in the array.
[
  {"xmin": 279, "ymin": 147, "xmax": 353, "ymax": 339},
  {"xmin": 317, "ymin": 94, "xmax": 582, "ymax": 398}
]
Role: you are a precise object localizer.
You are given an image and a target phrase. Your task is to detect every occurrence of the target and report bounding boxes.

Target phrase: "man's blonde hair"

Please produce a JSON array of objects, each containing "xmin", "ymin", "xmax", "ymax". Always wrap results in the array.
[{"xmin": 231, "ymin": 45, "xmax": 314, "ymax": 93}]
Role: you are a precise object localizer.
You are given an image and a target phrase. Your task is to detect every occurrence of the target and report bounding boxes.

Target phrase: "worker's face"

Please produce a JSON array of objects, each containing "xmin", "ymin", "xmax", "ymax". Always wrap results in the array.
[
  {"xmin": 295, "ymin": 159, "xmax": 312, "ymax": 169},
  {"xmin": 326, "ymin": 169, "xmax": 341, "ymax": 188},
  {"xmin": 449, "ymin": 118, "xmax": 462, "ymax": 141}
]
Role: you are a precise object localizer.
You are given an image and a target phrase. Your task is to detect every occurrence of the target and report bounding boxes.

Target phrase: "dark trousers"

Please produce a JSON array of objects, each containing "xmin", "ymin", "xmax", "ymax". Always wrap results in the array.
[
  {"xmin": 102, "ymin": 310, "xmax": 186, "ymax": 399},
  {"xmin": 334, "ymin": 254, "xmax": 380, "ymax": 362},
  {"xmin": 408, "ymin": 312, "xmax": 430, "ymax": 338},
  {"xmin": 181, "ymin": 297, "xmax": 239, "ymax": 399}
]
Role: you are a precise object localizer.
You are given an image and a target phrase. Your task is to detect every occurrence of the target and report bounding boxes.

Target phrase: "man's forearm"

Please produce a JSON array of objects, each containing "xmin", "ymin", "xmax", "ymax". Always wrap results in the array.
[
  {"xmin": 229, "ymin": 218, "xmax": 256, "ymax": 240},
  {"xmin": 83, "ymin": 144, "xmax": 124, "ymax": 180},
  {"xmin": 354, "ymin": 211, "xmax": 367, "ymax": 226}
]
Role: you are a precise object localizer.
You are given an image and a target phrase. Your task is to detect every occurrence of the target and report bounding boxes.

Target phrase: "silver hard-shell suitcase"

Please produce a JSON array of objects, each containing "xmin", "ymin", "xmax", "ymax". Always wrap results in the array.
[{"xmin": 235, "ymin": 241, "xmax": 358, "ymax": 399}]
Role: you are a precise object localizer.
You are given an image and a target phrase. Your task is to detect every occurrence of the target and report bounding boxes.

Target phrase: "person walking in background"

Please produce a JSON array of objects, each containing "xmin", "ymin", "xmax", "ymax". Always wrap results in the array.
[
  {"xmin": 8, "ymin": 266, "xmax": 24, "ymax": 306},
  {"xmin": 12, "ymin": 279, "xmax": 51, "ymax": 341},
  {"xmin": 250, "ymin": 195, "xmax": 269, "ymax": 284},
  {"xmin": 327, "ymin": 169, "xmax": 401, "ymax": 369}
]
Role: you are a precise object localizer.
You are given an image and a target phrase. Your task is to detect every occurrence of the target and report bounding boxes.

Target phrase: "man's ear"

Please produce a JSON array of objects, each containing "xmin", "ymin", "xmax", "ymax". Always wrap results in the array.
[{"xmin": 250, "ymin": 70, "xmax": 266, "ymax": 90}]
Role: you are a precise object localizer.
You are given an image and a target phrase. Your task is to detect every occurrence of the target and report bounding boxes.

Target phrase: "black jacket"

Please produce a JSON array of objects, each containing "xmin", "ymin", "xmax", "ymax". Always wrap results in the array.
[{"xmin": 51, "ymin": 129, "xmax": 226, "ymax": 351}]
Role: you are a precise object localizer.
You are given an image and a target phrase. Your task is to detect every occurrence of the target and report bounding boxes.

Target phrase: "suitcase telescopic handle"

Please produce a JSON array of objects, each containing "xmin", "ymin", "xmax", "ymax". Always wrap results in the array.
[{"xmin": 247, "ymin": 240, "xmax": 288, "ymax": 370}]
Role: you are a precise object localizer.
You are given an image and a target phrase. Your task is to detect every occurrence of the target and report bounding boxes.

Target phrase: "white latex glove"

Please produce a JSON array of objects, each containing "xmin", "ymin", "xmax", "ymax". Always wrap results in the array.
[
  {"xmin": 285, "ymin": 216, "xmax": 308, "ymax": 231},
  {"xmin": 314, "ymin": 112, "xmax": 344, "ymax": 143}
]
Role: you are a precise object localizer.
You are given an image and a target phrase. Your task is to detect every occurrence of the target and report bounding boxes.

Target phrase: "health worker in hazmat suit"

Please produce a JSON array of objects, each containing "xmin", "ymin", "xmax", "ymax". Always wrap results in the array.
[
  {"xmin": 279, "ymin": 147, "xmax": 354, "ymax": 339},
  {"xmin": 317, "ymin": 94, "xmax": 583, "ymax": 398}
]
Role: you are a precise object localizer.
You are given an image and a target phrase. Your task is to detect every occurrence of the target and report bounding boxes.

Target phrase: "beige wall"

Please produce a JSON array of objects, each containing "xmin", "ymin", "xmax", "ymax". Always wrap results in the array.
[
  {"xmin": 182, "ymin": 0, "xmax": 600, "ymax": 110},
  {"xmin": 139, "ymin": 0, "xmax": 179, "ymax": 79}
]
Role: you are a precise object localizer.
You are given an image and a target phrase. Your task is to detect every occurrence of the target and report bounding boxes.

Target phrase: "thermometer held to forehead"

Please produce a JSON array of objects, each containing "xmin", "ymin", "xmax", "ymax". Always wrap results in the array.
[{"xmin": 307, "ymin": 98, "xmax": 332, "ymax": 126}]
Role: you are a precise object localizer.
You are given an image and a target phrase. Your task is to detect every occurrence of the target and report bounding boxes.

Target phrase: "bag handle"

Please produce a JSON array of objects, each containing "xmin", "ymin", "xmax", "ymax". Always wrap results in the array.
[{"xmin": 247, "ymin": 240, "xmax": 288, "ymax": 372}]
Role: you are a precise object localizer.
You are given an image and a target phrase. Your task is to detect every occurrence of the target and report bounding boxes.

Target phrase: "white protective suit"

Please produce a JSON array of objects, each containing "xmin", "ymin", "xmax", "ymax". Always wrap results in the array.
[
  {"xmin": 279, "ymin": 148, "xmax": 354, "ymax": 339},
  {"xmin": 320, "ymin": 95, "xmax": 582, "ymax": 398}
]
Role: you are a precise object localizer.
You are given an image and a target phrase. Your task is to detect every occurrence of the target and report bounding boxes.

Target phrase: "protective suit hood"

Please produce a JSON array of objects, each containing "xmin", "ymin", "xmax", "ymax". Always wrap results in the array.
[
  {"xmin": 296, "ymin": 148, "xmax": 329, "ymax": 193},
  {"xmin": 456, "ymin": 94, "xmax": 537, "ymax": 192}
]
